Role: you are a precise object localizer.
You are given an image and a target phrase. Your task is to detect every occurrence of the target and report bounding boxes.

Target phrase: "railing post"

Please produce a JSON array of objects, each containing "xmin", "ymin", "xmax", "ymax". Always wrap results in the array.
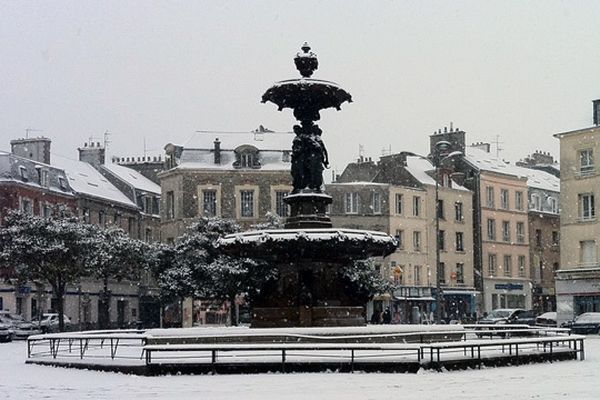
[
  {"xmin": 580, "ymin": 339, "xmax": 585, "ymax": 361},
  {"xmin": 351, "ymin": 349, "xmax": 355, "ymax": 372},
  {"xmin": 515, "ymin": 344, "xmax": 519, "ymax": 365},
  {"xmin": 211, "ymin": 350, "xmax": 217, "ymax": 374},
  {"xmin": 282, "ymin": 349, "xmax": 286, "ymax": 373}
]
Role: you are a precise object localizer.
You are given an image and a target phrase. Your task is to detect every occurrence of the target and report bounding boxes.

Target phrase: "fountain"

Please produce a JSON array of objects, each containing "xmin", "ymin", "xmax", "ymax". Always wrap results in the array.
[{"xmin": 219, "ymin": 43, "xmax": 397, "ymax": 327}]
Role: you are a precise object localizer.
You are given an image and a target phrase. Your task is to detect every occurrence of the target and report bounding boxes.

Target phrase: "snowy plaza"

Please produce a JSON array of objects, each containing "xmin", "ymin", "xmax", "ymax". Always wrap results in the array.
[{"xmin": 1, "ymin": 336, "xmax": 599, "ymax": 400}]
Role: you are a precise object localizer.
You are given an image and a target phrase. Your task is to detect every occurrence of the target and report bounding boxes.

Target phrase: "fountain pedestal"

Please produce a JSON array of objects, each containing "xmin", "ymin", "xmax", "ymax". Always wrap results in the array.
[{"xmin": 284, "ymin": 192, "xmax": 332, "ymax": 229}]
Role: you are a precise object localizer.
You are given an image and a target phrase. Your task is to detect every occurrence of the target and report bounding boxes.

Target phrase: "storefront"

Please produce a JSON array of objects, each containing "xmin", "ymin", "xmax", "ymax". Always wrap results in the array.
[
  {"xmin": 442, "ymin": 289, "xmax": 479, "ymax": 322},
  {"xmin": 555, "ymin": 268, "xmax": 600, "ymax": 325},
  {"xmin": 482, "ymin": 278, "xmax": 532, "ymax": 313}
]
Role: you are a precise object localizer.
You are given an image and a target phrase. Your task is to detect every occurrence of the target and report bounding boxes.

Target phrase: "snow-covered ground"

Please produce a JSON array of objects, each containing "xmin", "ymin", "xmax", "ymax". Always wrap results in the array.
[{"xmin": 2, "ymin": 336, "xmax": 600, "ymax": 400}]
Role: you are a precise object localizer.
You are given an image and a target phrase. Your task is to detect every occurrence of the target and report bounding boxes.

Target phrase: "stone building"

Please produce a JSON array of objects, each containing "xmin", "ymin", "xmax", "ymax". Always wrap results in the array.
[
  {"xmin": 554, "ymin": 101, "xmax": 600, "ymax": 324},
  {"xmin": 159, "ymin": 128, "xmax": 294, "ymax": 242},
  {"xmin": 1, "ymin": 137, "xmax": 161, "ymax": 329},
  {"xmin": 522, "ymin": 168, "xmax": 560, "ymax": 313},
  {"xmin": 328, "ymin": 151, "xmax": 475, "ymax": 323}
]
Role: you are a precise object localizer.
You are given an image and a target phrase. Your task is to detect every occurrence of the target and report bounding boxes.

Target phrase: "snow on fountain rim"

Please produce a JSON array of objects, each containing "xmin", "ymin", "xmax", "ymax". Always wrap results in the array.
[{"xmin": 219, "ymin": 228, "xmax": 397, "ymax": 245}]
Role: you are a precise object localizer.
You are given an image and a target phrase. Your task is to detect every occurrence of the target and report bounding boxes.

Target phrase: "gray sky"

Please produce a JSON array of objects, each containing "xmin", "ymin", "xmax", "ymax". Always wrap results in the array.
[{"xmin": 1, "ymin": 1, "xmax": 599, "ymax": 174}]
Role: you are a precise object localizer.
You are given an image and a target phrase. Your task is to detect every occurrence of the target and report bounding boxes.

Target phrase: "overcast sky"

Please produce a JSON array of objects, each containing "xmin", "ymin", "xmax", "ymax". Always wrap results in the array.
[{"xmin": 1, "ymin": 1, "xmax": 599, "ymax": 175}]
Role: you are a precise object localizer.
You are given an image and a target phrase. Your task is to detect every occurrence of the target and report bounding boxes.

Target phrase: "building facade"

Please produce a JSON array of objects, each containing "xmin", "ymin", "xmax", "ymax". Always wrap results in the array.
[
  {"xmin": 554, "ymin": 120, "xmax": 600, "ymax": 324},
  {"xmin": 159, "ymin": 129, "xmax": 293, "ymax": 242}
]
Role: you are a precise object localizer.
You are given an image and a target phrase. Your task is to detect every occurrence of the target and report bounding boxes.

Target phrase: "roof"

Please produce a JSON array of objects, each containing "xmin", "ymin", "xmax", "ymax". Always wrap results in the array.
[
  {"xmin": 177, "ymin": 149, "xmax": 291, "ymax": 171},
  {"xmin": 184, "ymin": 130, "xmax": 293, "ymax": 151},
  {"xmin": 465, "ymin": 147, "xmax": 559, "ymax": 192},
  {"xmin": 0, "ymin": 151, "xmax": 75, "ymax": 197},
  {"xmin": 405, "ymin": 156, "xmax": 469, "ymax": 191},
  {"xmin": 554, "ymin": 125, "xmax": 600, "ymax": 138},
  {"xmin": 102, "ymin": 162, "xmax": 160, "ymax": 195},
  {"xmin": 51, "ymin": 154, "xmax": 137, "ymax": 208}
]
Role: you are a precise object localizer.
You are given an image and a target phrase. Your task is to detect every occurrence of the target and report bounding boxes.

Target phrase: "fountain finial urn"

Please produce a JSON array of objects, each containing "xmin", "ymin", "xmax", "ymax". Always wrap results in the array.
[{"xmin": 294, "ymin": 42, "xmax": 318, "ymax": 78}]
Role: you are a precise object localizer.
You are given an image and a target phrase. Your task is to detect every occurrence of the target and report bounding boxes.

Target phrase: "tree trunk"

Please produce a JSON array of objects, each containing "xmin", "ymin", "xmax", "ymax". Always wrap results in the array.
[
  {"xmin": 54, "ymin": 279, "xmax": 66, "ymax": 332},
  {"xmin": 229, "ymin": 294, "xmax": 238, "ymax": 326},
  {"xmin": 99, "ymin": 276, "xmax": 110, "ymax": 329}
]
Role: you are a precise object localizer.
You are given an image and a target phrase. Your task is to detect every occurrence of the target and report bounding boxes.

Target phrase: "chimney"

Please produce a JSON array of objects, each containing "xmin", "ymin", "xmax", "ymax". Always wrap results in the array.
[
  {"xmin": 78, "ymin": 141, "xmax": 105, "ymax": 167},
  {"xmin": 11, "ymin": 137, "xmax": 52, "ymax": 164},
  {"xmin": 470, "ymin": 142, "xmax": 491, "ymax": 153},
  {"xmin": 593, "ymin": 99, "xmax": 600, "ymax": 126},
  {"xmin": 214, "ymin": 138, "xmax": 221, "ymax": 164},
  {"xmin": 429, "ymin": 126, "xmax": 466, "ymax": 156}
]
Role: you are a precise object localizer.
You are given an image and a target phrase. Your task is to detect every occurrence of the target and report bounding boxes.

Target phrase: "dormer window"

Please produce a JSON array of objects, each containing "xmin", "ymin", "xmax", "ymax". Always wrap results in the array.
[
  {"xmin": 19, "ymin": 166, "xmax": 28, "ymax": 182},
  {"xmin": 58, "ymin": 176, "xmax": 67, "ymax": 191},
  {"xmin": 40, "ymin": 170, "xmax": 49, "ymax": 187},
  {"xmin": 233, "ymin": 145, "xmax": 260, "ymax": 169}
]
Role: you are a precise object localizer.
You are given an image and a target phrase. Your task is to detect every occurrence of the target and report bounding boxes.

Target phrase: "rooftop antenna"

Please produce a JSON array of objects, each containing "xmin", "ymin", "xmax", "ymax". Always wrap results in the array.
[
  {"xmin": 493, "ymin": 134, "xmax": 504, "ymax": 158},
  {"xmin": 103, "ymin": 130, "xmax": 111, "ymax": 151},
  {"xmin": 25, "ymin": 128, "xmax": 43, "ymax": 139}
]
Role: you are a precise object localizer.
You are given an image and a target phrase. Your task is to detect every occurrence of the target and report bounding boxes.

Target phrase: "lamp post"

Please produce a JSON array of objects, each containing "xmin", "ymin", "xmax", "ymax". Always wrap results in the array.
[{"xmin": 431, "ymin": 141, "xmax": 462, "ymax": 324}]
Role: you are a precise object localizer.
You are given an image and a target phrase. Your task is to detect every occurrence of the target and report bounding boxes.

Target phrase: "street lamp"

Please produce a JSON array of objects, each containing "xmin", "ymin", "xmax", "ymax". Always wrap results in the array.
[{"xmin": 431, "ymin": 141, "xmax": 462, "ymax": 324}]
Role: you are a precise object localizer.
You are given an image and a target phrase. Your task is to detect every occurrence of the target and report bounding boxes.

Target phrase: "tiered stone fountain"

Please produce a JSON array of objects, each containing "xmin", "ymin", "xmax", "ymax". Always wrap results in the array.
[{"xmin": 219, "ymin": 43, "xmax": 397, "ymax": 327}]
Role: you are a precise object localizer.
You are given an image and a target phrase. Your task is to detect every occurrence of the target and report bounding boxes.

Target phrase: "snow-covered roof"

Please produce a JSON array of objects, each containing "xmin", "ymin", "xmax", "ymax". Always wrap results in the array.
[
  {"xmin": 405, "ymin": 156, "xmax": 469, "ymax": 191},
  {"xmin": 177, "ymin": 149, "xmax": 290, "ymax": 171},
  {"xmin": 0, "ymin": 151, "xmax": 75, "ymax": 197},
  {"xmin": 520, "ymin": 167, "xmax": 560, "ymax": 192},
  {"xmin": 329, "ymin": 181, "xmax": 389, "ymax": 186},
  {"xmin": 184, "ymin": 130, "xmax": 293, "ymax": 151},
  {"xmin": 465, "ymin": 147, "xmax": 559, "ymax": 192},
  {"xmin": 102, "ymin": 162, "xmax": 160, "ymax": 195},
  {"xmin": 52, "ymin": 154, "xmax": 137, "ymax": 208}
]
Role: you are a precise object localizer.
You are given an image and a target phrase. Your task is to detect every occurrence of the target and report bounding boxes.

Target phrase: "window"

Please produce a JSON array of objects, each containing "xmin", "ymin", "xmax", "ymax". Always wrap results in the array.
[
  {"xmin": 41, "ymin": 203, "xmax": 52, "ymax": 218},
  {"xmin": 345, "ymin": 192, "xmax": 358, "ymax": 214},
  {"xmin": 515, "ymin": 191, "xmax": 523, "ymax": 211},
  {"xmin": 128, "ymin": 217, "xmax": 136, "ymax": 235},
  {"xmin": 486, "ymin": 186, "xmax": 495, "ymax": 208},
  {"xmin": 548, "ymin": 197, "xmax": 558, "ymax": 214},
  {"xmin": 454, "ymin": 202, "xmax": 463, "ymax": 221},
  {"xmin": 58, "ymin": 176, "xmax": 67, "ymax": 191},
  {"xmin": 502, "ymin": 221, "xmax": 510, "ymax": 242},
  {"xmin": 580, "ymin": 149, "xmax": 594, "ymax": 175},
  {"xmin": 372, "ymin": 192, "xmax": 381, "ymax": 214},
  {"xmin": 19, "ymin": 166, "xmax": 28, "ymax": 181},
  {"xmin": 488, "ymin": 253, "xmax": 497, "ymax": 276},
  {"xmin": 203, "ymin": 190, "xmax": 217, "ymax": 217},
  {"xmin": 580, "ymin": 240, "xmax": 597, "ymax": 265},
  {"xmin": 144, "ymin": 197, "xmax": 153, "ymax": 214},
  {"xmin": 395, "ymin": 194, "xmax": 403, "ymax": 214},
  {"xmin": 438, "ymin": 262, "xmax": 446, "ymax": 284},
  {"xmin": 412, "ymin": 196, "xmax": 421, "ymax": 216},
  {"xmin": 487, "ymin": 219, "xmax": 496, "ymax": 241},
  {"xmin": 145, "ymin": 228, "xmax": 152, "ymax": 242},
  {"xmin": 414, "ymin": 265, "xmax": 421, "ymax": 285},
  {"xmin": 98, "ymin": 210, "xmax": 106, "ymax": 226},
  {"xmin": 395, "ymin": 229, "xmax": 404, "ymax": 249},
  {"xmin": 552, "ymin": 231, "xmax": 560, "ymax": 246},
  {"xmin": 455, "ymin": 232, "xmax": 464, "ymax": 252},
  {"xmin": 516, "ymin": 222, "xmax": 525, "ymax": 243},
  {"xmin": 166, "ymin": 191, "xmax": 175, "ymax": 219},
  {"xmin": 438, "ymin": 230, "xmax": 445, "ymax": 251},
  {"xmin": 413, "ymin": 231, "xmax": 421, "ymax": 251},
  {"xmin": 82, "ymin": 208, "xmax": 90, "ymax": 223},
  {"xmin": 113, "ymin": 213, "xmax": 121, "ymax": 226},
  {"xmin": 579, "ymin": 193, "xmax": 595, "ymax": 220},
  {"xmin": 240, "ymin": 190, "xmax": 255, "ymax": 217},
  {"xmin": 500, "ymin": 189, "xmax": 509, "ymax": 209},
  {"xmin": 535, "ymin": 229, "xmax": 542, "ymax": 247},
  {"xmin": 20, "ymin": 198, "xmax": 32, "ymax": 215},
  {"xmin": 40, "ymin": 170, "xmax": 49, "ymax": 187},
  {"xmin": 518, "ymin": 256, "xmax": 526, "ymax": 277},
  {"xmin": 437, "ymin": 199, "xmax": 444, "ymax": 219},
  {"xmin": 240, "ymin": 153, "xmax": 255, "ymax": 168},
  {"xmin": 503, "ymin": 255, "xmax": 512, "ymax": 277},
  {"xmin": 275, "ymin": 191, "xmax": 289, "ymax": 217},
  {"xmin": 456, "ymin": 263, "xmax": 464, "ymax": 284},
  {"xmin": 531, "ymin": 194, "xmax": 541, "ymax": 211}
]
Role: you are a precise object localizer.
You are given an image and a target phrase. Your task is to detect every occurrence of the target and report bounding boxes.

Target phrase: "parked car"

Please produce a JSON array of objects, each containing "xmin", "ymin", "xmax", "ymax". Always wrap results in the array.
[
  {"xmin": 0, "ymin": 311, "xmax": 42, "ymax": 339},
  {"xmin": 478, "ymin": 308, "xmax": 526, "ymax": 324},
  {"xmin": 562, "ymin": 312, "xmax": 600, "ymax": 334},
  {"xmin": 535, "ymin": 311, "xmax": 557, "ymax": 327},
  {"xmin": 0, "ymin": 321, "xmax": 13, "ymax": 342},
  {"xmin": 39, "ymin": 313, "xmax": 72, "ymax": 333}
]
